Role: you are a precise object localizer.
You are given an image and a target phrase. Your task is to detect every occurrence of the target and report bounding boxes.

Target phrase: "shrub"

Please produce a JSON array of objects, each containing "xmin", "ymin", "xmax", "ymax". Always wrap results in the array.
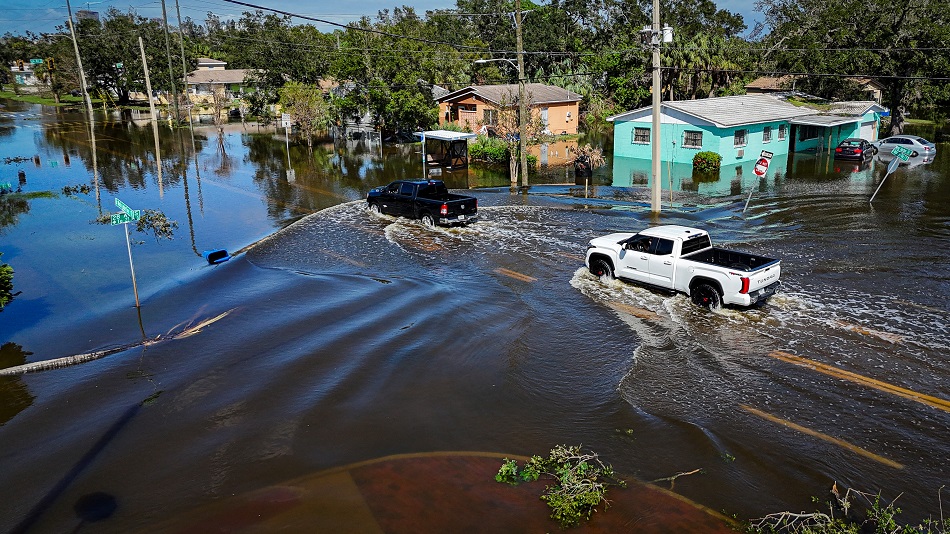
[
  {"xmin": 693, "ymin": 151, "xmax": 722, "ymax": 173},
  {"xmin": 469, "ymin": 135, "xmax": 538, "ymax": 167},
  {"xmin": 0, "ymin": 252, "xmax": 13, "ymax": 311},
  {"xmin": 494, "ymin": 445, "xmax": 625, "ymax": 527}
]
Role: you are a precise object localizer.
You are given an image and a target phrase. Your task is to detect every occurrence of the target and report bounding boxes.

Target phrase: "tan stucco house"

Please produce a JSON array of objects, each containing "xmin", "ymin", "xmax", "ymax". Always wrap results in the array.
[{"xmin": 436, "ymin": 83, "xmax": 583, "ymax": 135}]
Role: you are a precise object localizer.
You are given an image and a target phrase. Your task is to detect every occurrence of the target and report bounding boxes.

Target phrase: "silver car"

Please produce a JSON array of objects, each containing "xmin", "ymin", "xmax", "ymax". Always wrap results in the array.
[{"xmin": 874, "ymin": 135, "xmax": 937, "ymax": 157}]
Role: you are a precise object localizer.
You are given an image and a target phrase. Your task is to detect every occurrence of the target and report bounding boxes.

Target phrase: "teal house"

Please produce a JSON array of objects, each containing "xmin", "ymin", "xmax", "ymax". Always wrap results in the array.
[{"xmin": 607, "ymin": 94, "xmax": 887, "ymax": 164}]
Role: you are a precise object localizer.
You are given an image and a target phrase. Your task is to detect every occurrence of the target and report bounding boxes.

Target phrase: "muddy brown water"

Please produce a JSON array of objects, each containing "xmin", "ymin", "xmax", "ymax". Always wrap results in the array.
[{"xmin": 1, "ymin": 103, "xmax": 948, "ymax": 531}]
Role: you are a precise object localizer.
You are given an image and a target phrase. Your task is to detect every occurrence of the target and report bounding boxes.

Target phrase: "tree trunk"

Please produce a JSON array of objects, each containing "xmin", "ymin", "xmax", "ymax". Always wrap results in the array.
[{"xmin": 886, "ymin": 80, "xmax": 906, "ymax": 136}]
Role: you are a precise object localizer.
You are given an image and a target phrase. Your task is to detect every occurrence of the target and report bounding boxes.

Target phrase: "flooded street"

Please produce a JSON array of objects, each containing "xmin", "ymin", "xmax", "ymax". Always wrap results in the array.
[{"xmin": 1, "ymin": 102, "xmax": 949, "ymax": 532}]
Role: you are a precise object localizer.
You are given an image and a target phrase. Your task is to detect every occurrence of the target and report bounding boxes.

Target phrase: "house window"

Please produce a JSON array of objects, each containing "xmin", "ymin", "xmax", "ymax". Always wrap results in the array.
[
  {"xmin": 734, "ymin": 129, "xmax": 747, "ymax": 147},
  {"xmin": 633, "ymin": 127, "xmax": 650, "ymax": 144},
  {"xmin": 483, "ymin": 108, "xmax": 498, "ymax": 126},
  {"xmin": 763, "ymin": 126, "xmax": 772, "ymax": 143},
  {"xmin": 798, "ymin": 125, "xmax": 820, "ymax": 141},
  {"xmin": 778, "ymin": 124, "xmax": 787, "ymax": 140},
  {"xmin": 683, "ymin": 130, "xmax": 703, "ymax": 148}
]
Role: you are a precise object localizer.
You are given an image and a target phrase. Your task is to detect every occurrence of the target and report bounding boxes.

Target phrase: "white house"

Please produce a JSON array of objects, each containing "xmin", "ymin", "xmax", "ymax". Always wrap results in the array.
[{"xmin": 185, "ymin": 58, "xmax": 254, "ymax": 98}]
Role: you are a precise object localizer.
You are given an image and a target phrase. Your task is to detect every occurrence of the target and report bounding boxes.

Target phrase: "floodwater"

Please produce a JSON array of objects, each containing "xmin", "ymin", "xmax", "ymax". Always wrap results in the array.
[{"xmin": 1, "ymin": 101, "xmax": 949, "ymax": 532}]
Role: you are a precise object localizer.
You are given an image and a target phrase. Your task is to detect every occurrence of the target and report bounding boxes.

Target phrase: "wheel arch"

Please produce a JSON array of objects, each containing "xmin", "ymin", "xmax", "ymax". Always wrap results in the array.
[
  {"xmin": 689, "ymin": 276, "xmax": 723, "ymax": 296},
  {"xmin": 587, "ymin": 252, "xmax": 614, "ymax": 271}
]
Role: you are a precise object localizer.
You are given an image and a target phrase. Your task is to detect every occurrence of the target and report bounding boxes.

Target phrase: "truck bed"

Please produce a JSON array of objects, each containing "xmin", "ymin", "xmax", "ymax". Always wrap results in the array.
[{"xmin": 683, "ymin": 247, "xmax": 778, "ymax": 272}]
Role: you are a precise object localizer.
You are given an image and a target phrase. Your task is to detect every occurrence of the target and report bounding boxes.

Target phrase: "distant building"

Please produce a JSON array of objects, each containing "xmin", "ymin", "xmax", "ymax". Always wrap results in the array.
[
  {"xmin": 185, "ymin": 58, "xmax": 254, "ymax": 98},
  {"xmin": 436, "ymin": 83, "xmax": 583, "ymax": 135},
  {"xmin": 8, "ymin": 61, "xmax": 39, "ymax": 86},
  {"xmin": 745, "ymin": 75, "xmax": 884, "ymax": 104},
  {"xmin": 75, "ymin": 10, "xmax": 99, "ymax": 22}
]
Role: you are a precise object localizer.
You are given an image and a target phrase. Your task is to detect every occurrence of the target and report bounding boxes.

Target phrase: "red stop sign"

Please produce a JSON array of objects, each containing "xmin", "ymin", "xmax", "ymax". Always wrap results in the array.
[{"xmin": 753, "ymin": 157, "xmax": 769, "ymax": 176}]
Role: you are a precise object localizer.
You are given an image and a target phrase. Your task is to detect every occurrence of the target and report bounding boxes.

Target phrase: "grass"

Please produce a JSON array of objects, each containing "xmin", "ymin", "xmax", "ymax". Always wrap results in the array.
[
  {"xmin": 0, "ymin": 88, "xmax": 91, "ymax": 106},
  {"xmin": 0, "ymin": 86, "xmax": 102, "ymax": 106}
]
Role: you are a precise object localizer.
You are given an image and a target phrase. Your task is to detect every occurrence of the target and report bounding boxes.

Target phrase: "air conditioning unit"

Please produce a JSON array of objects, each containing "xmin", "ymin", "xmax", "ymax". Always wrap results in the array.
[{"xmin": 736, "ymin": 149, "xmax": 744, "ymax": 158}]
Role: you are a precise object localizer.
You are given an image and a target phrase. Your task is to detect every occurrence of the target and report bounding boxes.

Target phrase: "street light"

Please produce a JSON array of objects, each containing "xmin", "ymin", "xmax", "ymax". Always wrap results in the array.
[
  {"xmin": 474, "ymin": 58, "xmax": 517, "ymax": 69},
  {"xmin": 474, "ymin": 56, "xmax": 528, "ymax": 189}
]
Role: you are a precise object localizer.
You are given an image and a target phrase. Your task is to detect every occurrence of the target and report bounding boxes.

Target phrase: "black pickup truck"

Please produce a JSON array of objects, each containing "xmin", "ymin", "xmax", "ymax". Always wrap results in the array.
[{"xmin": 366, "ymin": 180, "xmax": 478, "ymax": 227}]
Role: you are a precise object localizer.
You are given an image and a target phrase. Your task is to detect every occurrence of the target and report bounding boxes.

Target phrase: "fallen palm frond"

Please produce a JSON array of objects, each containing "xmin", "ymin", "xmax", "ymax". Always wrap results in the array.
[
  {"xmin": 0, "ymin": 309, "xmax": 235, "ymax": 376},
  {"xmin": 651, "ymin": 468, "xmax": 703, "ymax": 490}
]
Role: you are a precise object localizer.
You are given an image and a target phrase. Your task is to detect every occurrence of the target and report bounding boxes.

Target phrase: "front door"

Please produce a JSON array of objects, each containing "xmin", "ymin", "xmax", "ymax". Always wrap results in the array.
[
  {"xmin": 616, "ymin": 235, "xmax": 653, "ymax": 284},
  {"xmin": 646, "ymin": 238, "xmax": 675, "ymax": 287}
]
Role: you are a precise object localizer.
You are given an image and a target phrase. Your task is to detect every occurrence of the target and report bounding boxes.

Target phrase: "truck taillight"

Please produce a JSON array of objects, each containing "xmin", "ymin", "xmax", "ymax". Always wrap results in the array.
[
  {"xmin": 440, "ymin": 203, "xmax": 448, "ymax": 216},
  {"xmin": 740, "ymin": 277, "xmax": 750, "ymax": 294}
]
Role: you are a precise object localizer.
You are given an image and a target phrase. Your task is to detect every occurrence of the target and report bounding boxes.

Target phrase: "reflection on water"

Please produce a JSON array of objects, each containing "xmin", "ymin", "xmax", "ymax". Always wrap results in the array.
[
  {"xmin": 0, "ymin": 103, "xmax": 948, "ymax": 531},
  {"xmin": 0, "ymin": 342, "xmax": 34, "ymax": 426}
]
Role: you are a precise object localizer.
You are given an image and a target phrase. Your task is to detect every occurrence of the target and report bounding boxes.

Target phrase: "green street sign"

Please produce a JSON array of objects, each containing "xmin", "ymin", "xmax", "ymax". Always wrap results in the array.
[
  {"xmin": 115, "ymin": 62, "xmax": 123, "ymax": 69},
  {"xmin": 891, "ymin": 145, "xmax": 913, "ymax": 158},
  {"xmin": 115, "ymin": 198, "xmax": 134, "ymax": 217},
  {"xmin": 110, "ymin": 212, "xmax": 140, "ymax": 225},
  {"xmin": 895, "ymin": 153, "xmax": 909, "ymax": 162},
  {"xmin": 30, "ymin": 58, "xmax": 43, "ymax": 64}
]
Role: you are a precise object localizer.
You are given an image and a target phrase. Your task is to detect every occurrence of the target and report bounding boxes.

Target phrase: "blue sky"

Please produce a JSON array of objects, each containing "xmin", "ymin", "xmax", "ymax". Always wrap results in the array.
[{"xmin": 0, "ymin": 0, "xmax": 762, "ymax": 37}]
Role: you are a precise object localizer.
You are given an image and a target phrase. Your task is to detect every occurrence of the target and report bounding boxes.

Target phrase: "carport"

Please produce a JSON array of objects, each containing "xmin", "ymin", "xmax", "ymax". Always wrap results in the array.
[
  {"xmin": 414, "ymin": 130, "xmax": 477, "ymax": 170},
  {"xmin": 789, "ymin": 115, "xmax": 861, "ymax": 155}
]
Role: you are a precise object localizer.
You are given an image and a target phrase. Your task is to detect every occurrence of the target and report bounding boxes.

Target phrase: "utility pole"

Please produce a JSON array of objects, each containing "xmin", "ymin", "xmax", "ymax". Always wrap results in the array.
[
  {"xmin": 515, "ymin": 0, "xmax": 528, "ymax": 189},
  {"xmin": 175, "ymin": 0, "xmax": 194, "ymax": 133},
  {"xmin": 140, "ymin": 36, "xmax": 164, "ymax": 197},
  {"xmin": 66, "ymin": 0, "xmax": 93, "ymax": 133},
  {"xmin": 160, "ymin": 0, "xmax": 180, "ymax": 123},
  {"xmin": 651, "ymin": 0, "xmax": 662, "ymax": 213},
  {"xmin": 65, "ymin": 0, "xmax": 101, "ymax": 211}
]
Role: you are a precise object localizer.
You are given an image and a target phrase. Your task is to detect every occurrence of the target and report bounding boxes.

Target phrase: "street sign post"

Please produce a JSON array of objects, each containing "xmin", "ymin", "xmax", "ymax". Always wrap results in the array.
[
  {"xmin": 282, "ymin": 113, "xmax": 292, "ymax": 174},
  {"xmin": 871, "ymin": 157, "xmax": 902, "ymax": 203},
  {"xmin": 113, "ymin": 198, "xmax": 142, "ymax": 307},
  {"xmin": 745, "ymin": 151, "xmax": 774, "ymax": 213}
]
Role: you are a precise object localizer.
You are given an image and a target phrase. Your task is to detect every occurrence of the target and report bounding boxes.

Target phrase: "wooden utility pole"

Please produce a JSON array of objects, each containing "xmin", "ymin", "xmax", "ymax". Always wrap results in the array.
[
  {"xmin": 175, "ymin": 0, "xmax": 195, "ymax": 132},
  {"xmin": 651, "ymin": 0, "xmax": 662, "ymax": 213},
  {"xmin": 140, "ymin": 36, "xmax": 164, "ymax": 196},
  {"xmin": 160, "ymin": 0, "xmax": 180, "ymax": 122},
  {"xmin": 516, "ymin": 0, "xmax": 528, "ymax": 188},
  {"xmin": 65, "ymin": 0, "xmax": 101, "ymax": 211}
]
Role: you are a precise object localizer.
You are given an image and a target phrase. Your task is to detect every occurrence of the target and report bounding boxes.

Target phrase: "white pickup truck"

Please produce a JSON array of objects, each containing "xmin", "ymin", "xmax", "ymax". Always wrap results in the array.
[{"xmin": 585, "ymin": 225, "xmax": 781, "ymax": 309}]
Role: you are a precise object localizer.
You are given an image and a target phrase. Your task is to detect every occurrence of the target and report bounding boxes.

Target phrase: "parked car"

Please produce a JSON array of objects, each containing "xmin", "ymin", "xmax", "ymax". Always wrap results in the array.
[
  {"xmin": 873, "ymin": 135, "xmax": 937, "ymax": 157},
  {"xmin": 366, "ymin": 180, "xmax": 477, "ymax": 227},
  {"xmin": 875, "ymin": 152, "xmax": 935, "ymax": 168},
  {"xmin": 833, "ymin": 138, "xmax": 876, "ymax": 160},
  {"xmin": 586, "ymin": 225, "xmax": 781, "ymax": 309}
]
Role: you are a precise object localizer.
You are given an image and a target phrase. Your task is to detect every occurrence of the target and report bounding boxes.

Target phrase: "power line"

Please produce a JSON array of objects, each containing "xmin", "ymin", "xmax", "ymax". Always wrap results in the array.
[{"xmin": 221, "ymin": 0, "xmax": 491, "ymax": 52}]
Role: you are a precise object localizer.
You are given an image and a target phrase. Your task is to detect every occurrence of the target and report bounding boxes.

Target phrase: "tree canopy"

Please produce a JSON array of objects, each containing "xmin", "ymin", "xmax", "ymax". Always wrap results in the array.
[{"xmin": 1, "ymin": 0, "xmax": 946, "ymax": 133}]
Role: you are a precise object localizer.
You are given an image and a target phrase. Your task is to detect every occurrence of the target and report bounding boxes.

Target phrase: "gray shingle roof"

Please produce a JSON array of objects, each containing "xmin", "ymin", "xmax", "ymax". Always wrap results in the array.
[
  {"xmin": 609, "ymin": 94, "xmax": 820, "ymax": 128},
  {"xmin": 186, "ymin": 69, "xmax": 254, "ymax": 84},
  {"xmin": 438, "ymin": 83, "xmax": 582, "ymax": 106},
  {"xmin": 827, "ymin": 101, "xmax": 885, "ymax": 116}
]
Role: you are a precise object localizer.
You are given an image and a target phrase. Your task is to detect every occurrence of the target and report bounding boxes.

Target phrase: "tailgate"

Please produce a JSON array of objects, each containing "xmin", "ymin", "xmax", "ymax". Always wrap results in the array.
[
  {"xmin": 447, "ymin": 198, "xmax": 477, "ymax": 215},
  {"xmin": 746, "ymin": 261, "xmax": 780, "ymax": 292}
]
